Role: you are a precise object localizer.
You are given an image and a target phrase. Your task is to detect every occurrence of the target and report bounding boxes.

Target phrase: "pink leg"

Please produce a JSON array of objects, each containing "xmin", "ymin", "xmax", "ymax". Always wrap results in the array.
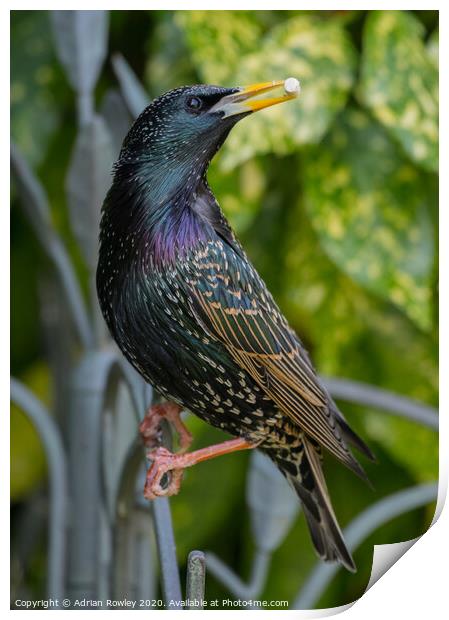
[
  {"xmin": 139, "ymin": 402, "xmax": 193, "ymax": 452},
  {"xmin": 143, "ymin": 437, "xmax": 259, "ymax": 500}
]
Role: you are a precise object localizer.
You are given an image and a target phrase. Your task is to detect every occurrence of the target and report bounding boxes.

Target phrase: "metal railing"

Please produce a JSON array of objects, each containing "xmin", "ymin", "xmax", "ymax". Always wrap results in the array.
[{"xmin": 10, "ymin": 10, "xmax": 438, "ymax": 610}]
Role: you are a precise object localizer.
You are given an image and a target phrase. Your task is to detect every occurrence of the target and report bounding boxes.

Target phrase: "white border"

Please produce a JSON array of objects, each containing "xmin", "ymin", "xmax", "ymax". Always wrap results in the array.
[{"xmin": 5, "ymin": 3, "xmax": 446, "ymax": 618}]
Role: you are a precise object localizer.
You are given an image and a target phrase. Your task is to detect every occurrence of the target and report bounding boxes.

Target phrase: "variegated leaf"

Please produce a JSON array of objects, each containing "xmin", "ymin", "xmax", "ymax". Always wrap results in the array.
[
  {"xmin": 226, "ymin": 16, "xmax": 357, "ymax": 169},
  {"xmin": 302, "ymin": 107, "xmax": 434, "ymax": 332},
  {"xmin": 281, "ymin": 194, "xmax": 438, "ymax": 409},
  {"xmin": 359, "ymin": 11, "xmax": 438, "ymax": 172},
  {"xmin": 176, "ymin": 10, "xmax": 263, "ymax": 85},
  {"xmin": 180, "ymin": 14, "xmax": 356, "ymax": 170}
]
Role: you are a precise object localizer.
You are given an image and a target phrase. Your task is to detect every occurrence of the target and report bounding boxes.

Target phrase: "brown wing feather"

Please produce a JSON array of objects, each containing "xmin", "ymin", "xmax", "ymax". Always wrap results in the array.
[{"xmin": 186, "ymin": 246, "xmax": 363, "ymax": 474}]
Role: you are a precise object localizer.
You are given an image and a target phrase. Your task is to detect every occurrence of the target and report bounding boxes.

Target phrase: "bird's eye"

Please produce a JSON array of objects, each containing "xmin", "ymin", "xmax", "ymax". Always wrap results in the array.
[{"xmin": 186, "ymin": 96, "xmax": 203, "ymax": 113}]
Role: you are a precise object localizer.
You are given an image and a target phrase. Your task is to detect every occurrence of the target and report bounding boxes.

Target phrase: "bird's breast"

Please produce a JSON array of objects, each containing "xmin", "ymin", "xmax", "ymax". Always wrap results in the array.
[{"xmin": 99, "ymin": 240, "xmax": 281, "ymax": 436}]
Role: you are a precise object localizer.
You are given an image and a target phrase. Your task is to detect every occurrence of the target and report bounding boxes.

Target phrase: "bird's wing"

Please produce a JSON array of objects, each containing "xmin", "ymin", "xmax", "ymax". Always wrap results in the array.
[{"xmin": 183, "ymin": 240, "xmax": 364, "ymax": 476}]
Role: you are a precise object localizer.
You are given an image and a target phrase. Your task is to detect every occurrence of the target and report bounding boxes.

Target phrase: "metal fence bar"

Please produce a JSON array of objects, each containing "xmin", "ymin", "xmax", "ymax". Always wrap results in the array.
[
  {"xmin": 66, "ymin": 350, "xmax": 140, "ymax": 603},
  {"xmin": 186, "ymin": 550, "xmax": 206, "ymax": 609},
  {"xmin": 66, "ymin": 355, "xmax": 107, "ymax": 603},
  {"xmin": 293, "ymin": 482, "xmax": 438, "ymax": 609},
  {"xmin": 114, "ymin": 442, "xmax": 157, "ymax": 603},
  {"xmin": 151, "ymin": 497, "xmax": 183, "ymax": 608},
  {"xmin": 132, "ymin": 507, "xmax": 158, "ymax": 603},
  {"xmin": 206, "ymin": 549, "xmax": 270, "ymax": 602},
  {"xmin": 10, "ymin": 378, "xmax": 68, "ymax": 602},
  {"xmin": 10, "ymin": 144, "xmax": 94, "ymax": 350},
  {"xmin": 323, "ymin": 377, "xmax": 438, "ymax": 430}
]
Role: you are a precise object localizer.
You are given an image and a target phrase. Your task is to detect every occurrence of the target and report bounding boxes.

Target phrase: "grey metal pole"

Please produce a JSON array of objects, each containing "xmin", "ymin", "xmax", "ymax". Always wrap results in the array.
[
  {"xmin": 10, "ymin": 144, "xmax": 94, "ymax": 350},
  {"xmin": 114, "ymin": 442, "xmax": 157, "ymax": 603},
  {"xmin": 323, "ymin": 377, "xmax": 438, "ymax": 429},
  {"xmin": 65, "ymin": 351, "xmax": 117, "ymax": 604},
  {"xmin": 11, "ymin": 379, "xmax": 68, "ymax": 603},
  {"xmin": 186, "ymin": 551, "xmax": 206, "ymax": 609},
  {"xmin": 151, "ymin": 497, "xmax": 183, "ymax": 608}
]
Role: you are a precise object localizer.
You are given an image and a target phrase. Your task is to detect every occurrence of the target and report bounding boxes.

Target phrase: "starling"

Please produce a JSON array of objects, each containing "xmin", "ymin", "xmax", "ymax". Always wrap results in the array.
[{"xmin": 97, "ymin": 79, "xmax": 374, "ymax": 572}]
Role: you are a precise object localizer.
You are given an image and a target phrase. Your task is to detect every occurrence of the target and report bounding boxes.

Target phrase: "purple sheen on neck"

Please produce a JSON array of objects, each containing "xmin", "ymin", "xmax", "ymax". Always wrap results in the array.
[{"xmin": 144, "ymin": 205, "xmax": 208, "ymax": 267}]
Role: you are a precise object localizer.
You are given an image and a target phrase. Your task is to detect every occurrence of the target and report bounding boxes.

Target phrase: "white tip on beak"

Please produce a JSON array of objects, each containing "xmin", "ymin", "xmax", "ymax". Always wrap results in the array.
[
  {"xmin": 284, "ymin": 77, "xmax": 301, "ymax": 95},
  {"xmin": 210, "ymin": 78, "xmax": 301, "ymax": 119}
]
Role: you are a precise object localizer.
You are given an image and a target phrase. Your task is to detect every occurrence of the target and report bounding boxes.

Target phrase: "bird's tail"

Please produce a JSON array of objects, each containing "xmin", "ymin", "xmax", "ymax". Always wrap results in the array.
[{"xmin": 269, "ymin": 437, "xmax": 356, "ymax": 572}]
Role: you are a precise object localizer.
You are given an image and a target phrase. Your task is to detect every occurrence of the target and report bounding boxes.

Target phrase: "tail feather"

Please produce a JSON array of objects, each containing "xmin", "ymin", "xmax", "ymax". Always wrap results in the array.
[
  {"xmin": 337, "ymin": 417, "xmax": 376, "ymax": 462},
  {"xmin": 275, "ymin": 438, "xmax": 357, "ymax": 572},
  {"xmin": 327, "ymin": 398, "xmax": 376, "ymax": 463},
  {"xmin": 323, "ymin": 401, "xmax": 375, "ymax": 488}
]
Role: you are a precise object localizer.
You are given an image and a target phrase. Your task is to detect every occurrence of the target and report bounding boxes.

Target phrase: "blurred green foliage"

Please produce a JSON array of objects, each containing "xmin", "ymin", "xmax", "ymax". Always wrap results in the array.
[
  {"xmin": 11, "ymin": 9, "xmax": 438, "ymax": 609},
  {"xmin": 359, "ymin": 11, "xmax": 438, "ymax": 172},
  {"xmin": 10, "ymin": 363, "xmax": 50, "ymax": 502}
]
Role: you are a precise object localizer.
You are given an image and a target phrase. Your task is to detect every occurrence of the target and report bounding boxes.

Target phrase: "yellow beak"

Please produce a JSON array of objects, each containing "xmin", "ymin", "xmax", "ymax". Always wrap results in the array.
[{"xmin": 210, "ymin": 78, "xmax": 300, "ymax": 118}]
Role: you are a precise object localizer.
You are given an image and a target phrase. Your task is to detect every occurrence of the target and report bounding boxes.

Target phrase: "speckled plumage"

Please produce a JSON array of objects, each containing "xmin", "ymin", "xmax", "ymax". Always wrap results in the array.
[{"xmin": 97, "ymin": 84, "xmax": 374, "ymax": 572}]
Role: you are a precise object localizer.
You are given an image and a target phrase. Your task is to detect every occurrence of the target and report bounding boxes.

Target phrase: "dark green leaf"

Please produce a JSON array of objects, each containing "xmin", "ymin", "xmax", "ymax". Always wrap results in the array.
[
  {"xmin": 11, "ymin": 11, "xmax": 62, "ymax": 165},
  {"xmin": 145, "ymin": 12, "xmax": 208, "ymax": 95},
  {"xmin": 170, "ymin": 417, "xmax": 248, "ymax": 559}
]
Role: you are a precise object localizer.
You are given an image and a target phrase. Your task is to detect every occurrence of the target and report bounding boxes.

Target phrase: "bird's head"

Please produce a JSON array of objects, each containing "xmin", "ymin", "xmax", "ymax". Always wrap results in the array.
[{"xmin": 116, "ymin": 79, "xmax": 300, "ymax": 202}]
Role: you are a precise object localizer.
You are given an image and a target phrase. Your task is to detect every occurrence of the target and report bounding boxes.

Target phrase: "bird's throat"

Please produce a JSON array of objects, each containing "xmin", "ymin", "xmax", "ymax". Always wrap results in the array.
[
  {"xmin": 101, "ymin": 160, "xmax": 210, "ymax": 271},
  {"xmin": 145, "ymin": 198, "xmax": 209, "ymax": 266}
]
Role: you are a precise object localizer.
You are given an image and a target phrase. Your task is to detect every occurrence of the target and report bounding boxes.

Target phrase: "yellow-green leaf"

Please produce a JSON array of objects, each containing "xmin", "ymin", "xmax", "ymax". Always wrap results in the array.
[
  {"xmin": 176, "ymin": 10, "xmax": 263, "ymax": 85},
  {"xmin": 179, "ymin": 13, "xmax": 356, "ymax": 170},
  {"xmin": 223, "ymin": 15, "xmax": 357, "ymax": 169},
  {"xmin": 427, "ymin": 27, "xmax": 439, "ymax": 69},
  {"xmin": 359, "ymin": 11, "xmax": 438, "ymax": 172},
  {"xmin": 208, "ymin": 157, "xmax": 266, "ymax": 235},
  {"xmin": 277, "ymin": 194, "xmax": 438, "ymax": 405},
  {"xmin": 11, "ymin": 364, "xmax": 51, "ymax": 502},
  {"xmin": 302, "ymin": 107, "xmax": 434, "ymax": 332}
]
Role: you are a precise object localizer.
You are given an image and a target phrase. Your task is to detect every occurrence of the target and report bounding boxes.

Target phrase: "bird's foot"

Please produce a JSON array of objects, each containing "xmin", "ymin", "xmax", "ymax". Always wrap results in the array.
[
  {"xmin": 139, "ymin": 402, "xmax": 193, "ymax": 452},
  {"xmin": 143, "ymin": 446, "xmax": 185, "ymax": 499},
  {"xmin": 143, "ymin": 437, "xmax": 260, "ymax": 499}
]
